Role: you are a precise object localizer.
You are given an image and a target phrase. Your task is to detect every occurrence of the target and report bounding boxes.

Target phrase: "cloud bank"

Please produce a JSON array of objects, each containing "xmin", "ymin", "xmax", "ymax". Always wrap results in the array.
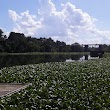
[{"xmin": 8, "ymin": 0, "xmax": 110, "ymax": 44}]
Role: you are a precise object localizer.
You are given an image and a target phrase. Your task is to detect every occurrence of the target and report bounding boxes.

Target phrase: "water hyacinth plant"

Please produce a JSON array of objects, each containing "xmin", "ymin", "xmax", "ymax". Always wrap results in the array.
[{"xmin": 0, "ymin": 56, "xmax": 110, "ymax": 109}]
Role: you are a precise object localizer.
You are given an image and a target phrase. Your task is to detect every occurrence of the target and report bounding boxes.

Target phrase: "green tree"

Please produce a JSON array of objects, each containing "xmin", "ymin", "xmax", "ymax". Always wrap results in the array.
[
  {"xmin": 71, "ymin": 43, "xmax": 84, "ymax": 52},
  {"xmin": 0, "ymin": 29, "xmax": 4, "ymax": 41}
]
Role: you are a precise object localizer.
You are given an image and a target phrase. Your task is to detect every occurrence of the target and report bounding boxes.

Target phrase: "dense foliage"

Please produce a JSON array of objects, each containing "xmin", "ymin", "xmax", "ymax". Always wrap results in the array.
[
  {"xmin": 1, "ymin": 29, "xmax": 110, "ymax": 53},
  {"xmin": 0, "ymin": 29, "xmax": 84, "ymax": 53},
  {"xmin": 0, "ymin": 55, "xmax": 110, "ymax": 109}
]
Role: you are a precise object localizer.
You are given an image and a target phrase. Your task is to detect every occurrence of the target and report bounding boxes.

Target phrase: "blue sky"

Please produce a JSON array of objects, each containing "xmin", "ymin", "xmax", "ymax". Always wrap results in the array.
[{"xmin": 1, "ymin": 0, "xmax": 110, "ymax": 44}]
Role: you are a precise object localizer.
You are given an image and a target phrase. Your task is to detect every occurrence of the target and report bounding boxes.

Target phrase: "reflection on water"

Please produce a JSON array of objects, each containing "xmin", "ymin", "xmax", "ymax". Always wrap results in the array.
[
  {"xmin": 65, "ymin": 54, "xmax": 100, "ymax": 62},
  {"xmin": 0, "ymin": 54, "xmax": 101, "ymax": 69}
]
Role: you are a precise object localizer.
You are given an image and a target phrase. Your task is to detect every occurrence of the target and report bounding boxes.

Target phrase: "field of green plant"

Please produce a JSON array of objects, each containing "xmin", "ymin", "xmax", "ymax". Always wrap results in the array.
[{"xmin": 0, "ymin": 55, "xmax": 110, "ymax": 110}]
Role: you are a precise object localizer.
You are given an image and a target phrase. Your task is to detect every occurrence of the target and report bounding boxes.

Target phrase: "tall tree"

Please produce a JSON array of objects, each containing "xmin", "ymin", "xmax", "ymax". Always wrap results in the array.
[
  {"xmin": 0, "ymin": 29, "xmax": 4, "ymax": 41},
  {"xmin": 71, "ymin": 43, "xmax": 84, "ymax": 52},
  {"xmin": 0, "ymin": 29, "xmax": 3, "ymax": 37}
]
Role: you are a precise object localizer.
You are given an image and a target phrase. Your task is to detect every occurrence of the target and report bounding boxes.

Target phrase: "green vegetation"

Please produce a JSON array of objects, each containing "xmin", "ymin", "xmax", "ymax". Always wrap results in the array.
[
  {"xmin": 0, "ymin": 29, "xmax": 84, "ymax": 53},
  {"xmin": 0, "ymin": 55, "xmax": 110, "ymax": 109},
  {"xmin": 0, "ymin": 52, "xmax": 89, "ymax": 55},
  {"xmin": 0, "ymin": 29, "xmax": 110, "ymax": 53}
]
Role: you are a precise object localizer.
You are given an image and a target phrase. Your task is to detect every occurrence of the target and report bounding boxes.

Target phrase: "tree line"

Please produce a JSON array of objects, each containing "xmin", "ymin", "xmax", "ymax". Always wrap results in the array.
[{"xmin": 0, "ymin": 29, "xmax": 110, "ymax": 53}]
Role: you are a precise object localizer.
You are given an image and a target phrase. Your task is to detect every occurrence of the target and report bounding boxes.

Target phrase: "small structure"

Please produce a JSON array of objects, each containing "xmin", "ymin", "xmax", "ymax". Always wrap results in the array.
[{"xmin": 84, "ymin": 44, "xmax": 104, "ymax": 57}]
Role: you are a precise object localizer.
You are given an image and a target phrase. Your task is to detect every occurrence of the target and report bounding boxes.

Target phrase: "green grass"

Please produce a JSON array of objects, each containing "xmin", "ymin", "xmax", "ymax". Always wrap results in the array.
[
  {"xmin": 0, "ymin": 52, "xmax": 89, "ymax": 56},
  {"xmin": 0, "ymin": 54, "xmax": 110, "ymax": 109}
]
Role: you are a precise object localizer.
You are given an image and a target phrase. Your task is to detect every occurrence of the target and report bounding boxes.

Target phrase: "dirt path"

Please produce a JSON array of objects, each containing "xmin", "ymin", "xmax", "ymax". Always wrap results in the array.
[{"xmin": 0, "ymin": 84, "xmax": 29, "ymax": 97}]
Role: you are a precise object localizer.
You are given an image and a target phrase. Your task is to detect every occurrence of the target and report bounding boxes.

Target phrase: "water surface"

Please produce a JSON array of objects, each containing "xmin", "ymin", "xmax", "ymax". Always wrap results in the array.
[{"xmin": 0, "ymin": 54, "xmax": 100, "ymax": 69}]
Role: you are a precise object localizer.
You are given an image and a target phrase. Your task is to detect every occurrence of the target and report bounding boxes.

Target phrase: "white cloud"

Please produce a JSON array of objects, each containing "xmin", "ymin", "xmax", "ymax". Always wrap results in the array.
[
  {"xmin": 8, "ymin": 0, "xmax": 110, "ymax": 44},
  {"xmin": 8, "ymin": 10, "xmax": 21, "ymax": 22},
  {"xmin": 9, "ymin": 10, "xmax": 42, "ymax": 36}
]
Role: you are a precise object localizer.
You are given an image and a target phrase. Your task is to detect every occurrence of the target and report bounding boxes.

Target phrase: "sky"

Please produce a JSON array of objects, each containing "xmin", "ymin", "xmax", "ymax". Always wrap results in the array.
[{"xmin": 1, "ymin": 0, "xmax": 110, "ymax": 44}]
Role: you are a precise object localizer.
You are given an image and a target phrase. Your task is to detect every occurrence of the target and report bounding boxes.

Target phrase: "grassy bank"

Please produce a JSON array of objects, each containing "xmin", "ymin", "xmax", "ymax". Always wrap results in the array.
[
  {"xmin": 0, "ymin": 55, "xmax": 110, "ymax": 109},
  {"xmin": 0, "ymin": 52, "xmax": 89, "ymax": 56}
]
